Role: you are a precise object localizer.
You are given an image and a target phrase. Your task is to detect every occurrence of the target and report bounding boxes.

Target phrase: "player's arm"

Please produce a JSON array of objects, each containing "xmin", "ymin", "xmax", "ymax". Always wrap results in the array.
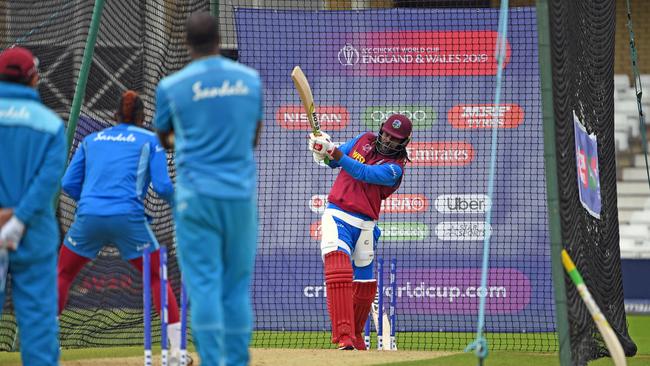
[
  {"xmin": 61, "ymin": 140, "xmax": 87, "ymax": 201},
  {"xmin": 254, "ymin": 121, "xmax": 262, "ymax": 147},
  {"xmin": 337, "ymin": 156, "xmax": 403, "ymax": 186},
  {"xmin": 324, "ymin": 134, "xmax": 362, "ymax": 169},
  {"xmin": 254, "ymin": 84, "xmax": 264, "ymax": 148},
  {"xmin": 14, "ymin": 126, "xmax": 67, "ymax": 223},
  {"xmin": 153, "ymin": 83, "xmax": 175, "ymax": 150},
  {"xmin": 149, "ymin": 139, "xmax": 174, "ymax": 203}
]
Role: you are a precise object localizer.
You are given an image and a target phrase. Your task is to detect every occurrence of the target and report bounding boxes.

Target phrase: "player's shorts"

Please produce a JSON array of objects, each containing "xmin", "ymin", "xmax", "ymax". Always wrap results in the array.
[
  {"xmin": 320, "ymin": 208, "xmax": 381, "ymax": 280},
  {"xmin": 64, "ymin": 214, "xmax": 159, "ymax": 260}
]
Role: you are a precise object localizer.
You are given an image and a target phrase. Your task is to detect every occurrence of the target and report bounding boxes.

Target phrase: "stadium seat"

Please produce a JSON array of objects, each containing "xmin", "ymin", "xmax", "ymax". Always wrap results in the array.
[
  {"xmin": 619, "ymin": 224, "xmax": 650, "ymax": 241},
  {"xmin": 629, "ymin": 210, "xmax": 650, "ymax": 224},
  {"xmin": 614, "ymin": 74, "xmax": 630, "ymax": 92},
  {"xmin": 614, "ymin": 132, "xmax": 629, "ymax": 151}
]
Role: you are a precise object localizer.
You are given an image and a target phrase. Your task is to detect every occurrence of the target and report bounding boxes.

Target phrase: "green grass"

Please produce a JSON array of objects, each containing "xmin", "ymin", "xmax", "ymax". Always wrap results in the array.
[
  {"xmin": 252, "ymin": 330, "xmax": 557, "ymax": 352},
  {"xmin": 0, "ymin": 346, "xmax": 149, "ymax": 364},
  {"xmin": 371, "ymin": 315, "xmax": 650, "ymax": 366},
  {"xmin": 0, "ymin": 315, "xmax": 648, "ymax": 365},
  {"xmin": 372, "ymin": 352, "xmax": 650, "ymax": 366}
]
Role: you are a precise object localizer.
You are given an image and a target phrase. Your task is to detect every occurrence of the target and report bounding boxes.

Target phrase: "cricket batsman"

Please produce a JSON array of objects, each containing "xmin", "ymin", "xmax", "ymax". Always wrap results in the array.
[{"xmin": 308, "ymin": 114, "xmax": 412, "ymax": 350}]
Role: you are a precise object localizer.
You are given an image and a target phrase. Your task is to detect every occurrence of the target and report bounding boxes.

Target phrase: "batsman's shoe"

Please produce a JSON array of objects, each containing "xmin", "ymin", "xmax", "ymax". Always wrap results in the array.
[
  {"xmin": 169, "ymin": 351, "xmax": 194, "ymax": 366},
  {"xmin": 337, "ymin": 336, "xmax": 355, "ymax": 350},
  {"xmin": 352, "ymin": 336, "xmax": 367, "ymax": 351}
]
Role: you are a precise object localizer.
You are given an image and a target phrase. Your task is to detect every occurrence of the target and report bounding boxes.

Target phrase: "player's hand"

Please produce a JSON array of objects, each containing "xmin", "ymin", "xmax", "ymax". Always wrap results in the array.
[
  {"xmin": 312, "ymin": 151, "xmax": 327, "ymax": 165},
  {"xmin": 0, "ymin": 208, "xmax": 13, "ymax": 227},
  {"xmin": 0, "ymin": 216, "xmax": 25, "ymax": 251},
  {"xmin": 309, "ymin": 133, "xmax": 335, "ymax": 159},
  {"xmin": 307, "ymin": 131, "xmax": 331, "ymax": 152}
]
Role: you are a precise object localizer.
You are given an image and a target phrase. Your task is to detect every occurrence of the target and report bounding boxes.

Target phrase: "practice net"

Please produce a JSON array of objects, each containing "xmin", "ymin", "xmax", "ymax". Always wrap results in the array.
[
  {"xmin": 547, "ymin": 0, "xmax": 636, "ymax": 363},
  {"xmin": 0, "ymin": 0, "xmax": 207, "ymax": 349},
  {"xmin": 0, "ymin": 0, "xmax": 560, "ymax": 353}
]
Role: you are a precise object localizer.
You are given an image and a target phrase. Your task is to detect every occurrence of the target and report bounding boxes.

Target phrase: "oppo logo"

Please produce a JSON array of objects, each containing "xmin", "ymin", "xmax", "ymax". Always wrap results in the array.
[
  {"xmin": 362, "ymin": 106, "xmax": 436, "ymax": 129},
  {"xmin": 434, "ymin": 194, "xmax": 491, "ymax": 213}
]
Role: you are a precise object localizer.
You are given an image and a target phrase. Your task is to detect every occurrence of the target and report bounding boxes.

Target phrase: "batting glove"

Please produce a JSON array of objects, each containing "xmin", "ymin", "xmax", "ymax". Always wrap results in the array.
[
  {"xmin": 312, "ymin": 151, "xmax": 326, "ymax": 164},
  {"xmin": 309, "ymin": 133, "xmax": 336, "ymax": 159},
  {"xmin": 308, "ymin": 131, "xmax": 331, "ymax": 152},
  {"xmin": 0, "ymin": 216, "xmax": 25, "ymax": 251}
]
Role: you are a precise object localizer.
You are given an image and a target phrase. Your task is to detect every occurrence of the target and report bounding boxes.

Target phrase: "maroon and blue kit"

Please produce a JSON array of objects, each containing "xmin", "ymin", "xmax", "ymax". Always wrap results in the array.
[{"xmin": 319, "ymin": 131, "xmax": 407, "ymax": 350}]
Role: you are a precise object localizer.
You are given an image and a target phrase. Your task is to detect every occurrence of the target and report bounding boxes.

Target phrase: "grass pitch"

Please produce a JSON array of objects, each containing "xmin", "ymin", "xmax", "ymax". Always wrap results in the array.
[{"xmin": 0, "ymin": 315, "xmax": 648, "ymax": 365}]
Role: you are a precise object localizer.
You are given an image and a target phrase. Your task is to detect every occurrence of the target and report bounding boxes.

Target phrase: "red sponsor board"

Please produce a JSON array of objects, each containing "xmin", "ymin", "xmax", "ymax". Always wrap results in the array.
[
  {"xmin": 310, "ymin": 222, "xmax": 322, "ymax": 241},
  {"xmin": 406, "ymin": 142, "xmax": 474, "ymax": 167},
  {"xmin": 277, "ymin": 105, "xmax": 350, "ymax": 130},
  {"xmin": 448, "ymin": 104, "xmax": 524, "ymax": 129},
  {"xmin": 381, "ymin": 194, "xmax": 429, "ymax": 213},
  {"xmin": 79, "ymin": 274, "xmax": 136, "ymax": 292},
  {"xmin": 343, "ymin": 31, "xmax": 510, "ymax": 76}
]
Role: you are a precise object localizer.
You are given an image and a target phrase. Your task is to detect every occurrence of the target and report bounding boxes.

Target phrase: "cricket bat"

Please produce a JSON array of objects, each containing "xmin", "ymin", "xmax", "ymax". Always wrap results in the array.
[
  {"xmin": 290, "ymin": 66, "xmax": 329, "ymax": 164},
  {"xmin": 381, "ymin": 308, "xmax": 391, "ymax": 350},
  {"xmin": 562, "ymin": 250, "xmax": 627, "ymax": 366},
  {"xmin": 371, "ymin": 293, "xmax": 380, "ymax": 346}
]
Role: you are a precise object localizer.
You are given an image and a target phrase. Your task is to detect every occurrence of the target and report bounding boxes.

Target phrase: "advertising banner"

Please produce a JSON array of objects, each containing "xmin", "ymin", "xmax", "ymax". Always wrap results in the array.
[
  {"xmin": 237, "ymin": 7, "xmax": 554, "ymax": 332},
  {"xmin": 573, "ymin": 111, "xmax": 602, "ymax": 219}
]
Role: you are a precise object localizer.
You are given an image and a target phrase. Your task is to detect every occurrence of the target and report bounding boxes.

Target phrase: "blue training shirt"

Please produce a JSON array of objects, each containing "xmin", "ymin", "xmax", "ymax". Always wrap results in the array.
[
  {"xmin": 0, "ymin": 81, "xmax": 66, "ymax": 261},
  {"xmin": 61, "ymin": 123, "xmax": 174, "ymax": 216},
  {"xmin": 153, "ymin": 55, "xmax": 263, "ymax": 199},
  {"xmin": 328, "ymin": 133, "xmax": 403, "ymax": 186}
]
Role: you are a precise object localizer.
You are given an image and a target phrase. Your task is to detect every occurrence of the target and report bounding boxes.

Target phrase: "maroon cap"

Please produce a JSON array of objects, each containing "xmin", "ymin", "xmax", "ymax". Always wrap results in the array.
[
  {"xmin": 0, "ymin": 47, "xmax": 38, "ymax": 80},
  {"xmin": 381, "ymin": 114, "xmax": 413, "ymax": 140}
]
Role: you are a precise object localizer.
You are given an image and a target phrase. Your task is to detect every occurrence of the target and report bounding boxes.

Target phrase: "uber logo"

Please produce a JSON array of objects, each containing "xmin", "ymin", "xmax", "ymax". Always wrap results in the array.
[{"xmin": 434, "ymin": 194, "xmax": 491, "ymax": 214}]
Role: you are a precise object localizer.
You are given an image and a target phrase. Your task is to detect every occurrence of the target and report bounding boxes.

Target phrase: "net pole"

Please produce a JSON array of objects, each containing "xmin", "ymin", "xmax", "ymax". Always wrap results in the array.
[
  {"xmin": 536, "ymin": 0, "xmax": 572, "ymax": 364},
  {"xmin": 64, "ymin": 0, "xmax": 106, "ymax": 157},
  {"xmin": 625, "ymin": 0, "xmax": 650, "ymax": 189},
  {"xmin": 465, "ymin": 1, "xmax": 509, "ymax": 363},
  {"xmin": 210, "ymin": 0, "xmax": 219, "ymax": 20}
]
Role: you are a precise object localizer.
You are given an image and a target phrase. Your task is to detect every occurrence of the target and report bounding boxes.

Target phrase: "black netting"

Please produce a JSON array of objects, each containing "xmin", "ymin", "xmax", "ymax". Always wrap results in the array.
[
  {"xmin": 0, "ymin": 0, "xmax": 207, "ymax": 350},
  {"xmin": 0, "ymin": 0, "xmax": 569, "ymax": 355},
  {"xmin": 547, "ymin": 0, "xmax": 637, "ymax": 364},
  {"xmin": 226, "ymin": 0, "xmax": 555, "ymax": 351}
]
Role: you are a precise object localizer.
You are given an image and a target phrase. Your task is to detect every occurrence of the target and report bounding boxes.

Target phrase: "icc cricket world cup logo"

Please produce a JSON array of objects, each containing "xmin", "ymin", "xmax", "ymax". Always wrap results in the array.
[{"xmin": 338, "ymin": 44, "xmax": 360, "ymax": 66}]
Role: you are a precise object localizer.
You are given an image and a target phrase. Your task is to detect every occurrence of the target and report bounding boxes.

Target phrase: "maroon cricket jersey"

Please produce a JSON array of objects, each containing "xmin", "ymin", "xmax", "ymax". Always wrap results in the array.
[{"xmin": 328, "ymin": 133, "xmax": 406, "ymax": 220}]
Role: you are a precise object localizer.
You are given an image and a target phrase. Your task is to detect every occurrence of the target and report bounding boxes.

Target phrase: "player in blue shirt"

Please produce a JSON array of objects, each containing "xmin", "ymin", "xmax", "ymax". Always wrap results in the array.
[
  {"xmin": 0, "ymin": 46, "xmax": 66, "ymax": 366},
  {"xmin": 154, "ymin": 12, "xmax": 263, "ymax": 366},
  {"xmin": 57, "ymin": 90, "xmax": 187, "ymax": 364}
]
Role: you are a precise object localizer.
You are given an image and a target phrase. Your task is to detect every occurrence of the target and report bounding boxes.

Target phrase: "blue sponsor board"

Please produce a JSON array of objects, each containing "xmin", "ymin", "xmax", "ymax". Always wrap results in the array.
[
  {"xmin": 622, "ymin": 258, "xmax": 650, "ymax": 314},
  {"xmin": 573, "ymin": 111, "xmax": 601, "ymax": 218},
  {"xmin": 237, "ymin": 7, "xmax": 554, "ymax": 332}
]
